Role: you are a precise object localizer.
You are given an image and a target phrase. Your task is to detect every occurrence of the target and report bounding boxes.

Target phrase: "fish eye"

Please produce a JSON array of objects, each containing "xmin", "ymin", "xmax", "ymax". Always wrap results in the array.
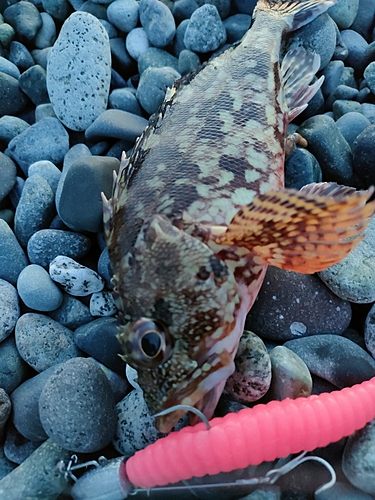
[
  {"xmin": 131, "ymin": 318, "xmax": 172, "ymax": 367},
  {"xmin": 140, "ymin": 329, "xmax": 162, "ymax": 358}
]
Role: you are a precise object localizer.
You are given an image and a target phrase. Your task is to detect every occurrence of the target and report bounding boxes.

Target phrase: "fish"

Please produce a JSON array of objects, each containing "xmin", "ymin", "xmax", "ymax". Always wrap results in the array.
[{"xmin": 103, "ymin": 0, "xmax": 375, "ymax": 433}]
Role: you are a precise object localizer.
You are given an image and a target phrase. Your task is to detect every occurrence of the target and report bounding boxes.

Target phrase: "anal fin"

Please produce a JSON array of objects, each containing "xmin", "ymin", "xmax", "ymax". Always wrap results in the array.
[{"xmin": 214, "ymin": 183, "xmax": 375, "ymax": 274}]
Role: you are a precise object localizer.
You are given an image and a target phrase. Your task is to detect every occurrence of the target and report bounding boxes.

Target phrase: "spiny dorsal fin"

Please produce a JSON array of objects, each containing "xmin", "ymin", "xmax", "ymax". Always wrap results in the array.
[{"xmin": 214, "ymin": 183, "xmax": 375, "ymax": 274}]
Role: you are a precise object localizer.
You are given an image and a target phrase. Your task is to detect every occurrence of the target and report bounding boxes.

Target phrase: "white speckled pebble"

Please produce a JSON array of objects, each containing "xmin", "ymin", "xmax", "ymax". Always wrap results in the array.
[
  {"xmin": 125, "ymin": 27, "xmax": 150, "ymax": 60},
  {"xmin": 90, "ymin": 291, "xmax": 117, "ymax": 316},
  {"xmin": 0, "ymin": 279, "xmax": 20, "ymax": 342},
  {"xmin": 17, "ymin": 264, "xmax": 63, "ymax": 312},
  {"xmin": 49, "ymin": 255, "xmax": 104, "ymax": 296},
  {"xmin": 47, "ymin": 12, "xmax": 111, "ymax": 131}
]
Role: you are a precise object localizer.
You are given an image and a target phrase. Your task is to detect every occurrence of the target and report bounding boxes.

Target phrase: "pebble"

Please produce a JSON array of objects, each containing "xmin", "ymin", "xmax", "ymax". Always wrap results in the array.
[
  {"xmin": 90, "ymin": 290, "xmax": 117, "ymax": 316},
  {"xmin": 136, "ymin": 66, "xmax": 181, "ymax": 114},
  {"xmin": 98, "ymin": 247, "xmax": 113, "ymax": 288},
  {"xmin": 3, "ymin": 1, "xmax": 42, "ymax": 42},
  {"xmin": 352, "ymin": 124, "xmax": 375, "ymax": 184},
  {"xmin": 48, "ymin": 293, "xmax": 92, "ymax": 330},
  {"xmin": 17, "ymin": 264, "xmax": 63, "ymax": 312},
  {"xmin": 0, "ymin": 439, "xmax": 71, "ymax": 500},
  {"xmin": 126, "ymin": 364, "xmax": 141, "ymax": 391},
  {"xmin": 365, "ymin": 304, "xmax": 375, "ymax": 359},
  {"xmin": 328, "ymin": 0, "xmax": 359, "ymax": 30},
  {"xmin": 332, "ymin": 99, "xmax": 362, "ymax": 119},
  {"xmin": 4, "ymin": 424, "xmax": 43, "ymax": 465},
  {"xmin": 27, "ymin": 228, "xmax": 91, "ymax": 268},
  {"xmin": 31, "ymin": 47, "xmax": 50, "ymax": 69},
  {"xmin": 0, "ymin": 56, "xmax": 20, "ymax": 79},
  {"xmin": 138, "ymin": 46, "xmax": 179, "ymax": 74},
  {"xmin": 0, "ymin": 279, "xmax": 20, "ymax": 342},
  {"xmin": 109, "ymin": 88, "xmax": 143, "ymax": 116},
  {"xmin": 42, "ymin": 0, "xmax": 72, "ymax": 21},
  {"xmin": 92, "ymin": 359, "xmax": 129, "ymax": 403},
  {"xmin": 316, "ymin": 481, "xmax": 373, "ymax": 500},
  {"xmin": 224, "ymin": 330, "xmax": 271, "ymax": 403},
  {"xmin": 268, "ymin": 346, "xmax": 312, "ymax": 401},
  {"xmin": 0, "ymin": 23, "xmax": 15, "ymax": 50},
  {"xmin": 34, "ymin": 12, "xmax": 56, "ymax": 49},
  {"xmin": 99, "ymin": 19, "xmax": 118, "ymax": 39},
  {"xmin": 107, "ymin": 0, "xmax": 139, "ymax": 33},
  {"xmin": 9, "ymin": 176, "xmax": 25, "ymax": 208},
  {"xmin": 364, "ymin": 61, "xmax": 375, "ymax": 95},
  {"xmin": 284, "ymin": 334, "xmax": 375, "ymax": 389},
  {"xmin": 73, "ymin": 317, "xmax": 125, "ymax": 375},
  {"xmin": 28, "ymin": 160, "xmax": 62, "ymax": 195},
  {"xmin": 15, "ymin": 313, "xmax": 80, "ymax": 372},
  {"xmin": 184, "ymin": 4, "xmax": 226, "ymax": 53},
  {"xmin": 85, "ymin": 109, "xmax": 148, "ymax": 143},
  {"xmin": 173, "ymin": 0, "xmax": 199, "ymax": 22},
  {"xmin": 321, "ymin": 60, "xmax": 345, "ymax": 98},
  {"xmin": 178, "ymin": 49, "xmax": 200, "ymax": 75},
  {"xmin": 125, "ymin": 27, "xmax": 150, "ymax": 61},
  {"xmin": 9, "ymin": 41, "xmax": 35, "ymax": 72},
  {"xmin": 110, "ymin": 37, "xmax": 133, "ymax": 70},
  {"xmin": 174, "ymin": 18, "xmax": 189, "ymax": 56},
  {"xmin": 0, "ymin": 116, "xmax": 29, "ymax": 144},
  {"xmin": 7, "ymin": 117, "xmax": 69, "ymax": 175},
  {"xmin": 297, "ymin": 115, "xmax": 354, "ymax": 183},
  {"xmin": 139, "ymin": 0, "xmax": 176, "ymax": 48},
  {"xmin": 49, "ymin": 255, "xmax": 105, "ymax": 296},
  {"xmin": 14, "ymin": 174, "xmax": 55, "ymax": 247},
  {"xmin": 284, "ymin": 147, "xmax": 322, "ymax": 190},
  {"xmin": 335, "ymin": 111, "xmax": 371, "ymax": 149},
  {"xmin": 0, "ymin": 152, "xmax": 17, "ymax": 202},
  {"xmin": 340, "ymin": 29, "xmax": 368, "ymax": 72},
  {"xmin": 0, "ymin": 219, "xmax": 28, "ymax": 285},
  {"xmin": 10, "ymin": 365, "xmax": 57, "ymax": 442},
  {"xmin": 223, "ymin": 13, "xmax": 251, "ymax": 44},
  {"xmin": 245, "ymin": 267, "xmax": 351, "ymax": 341},
  {"xmin": 0, "ymin": 336, "xmax": 29, "ymax": 394},
  {"xmin": 361, "ymin": 103, "xmax": 375, "ymax": 124},
  {"xmin": 39, "ymin": 357, "xmax": 117, "ymax": 452},
  {"xmin": 0, "ymin": 447, "xmax": 15, "ymax": 481},
  {"xmin": 343, "ymin": 421, "xmax": 375, "ymax": 495},
  {"xmin": 0, "ymin": 72, "xmax": 29, "ymax": 117},
  {"xmin": 350, "ymin": 0, "xmax": 375, "ymax": 41},
  {"xmin": 0, "ymin": 390, "xmax": 11, "ymax": 441},
  {"xmin": 18, "ymin": 64, "xmax": 49, "ymax": 106},
  {"xmin": 325, "ymin": 84, "xmax": 359, "ymax": 109},
  {"xmin": 47, "ymin": 12, "xmax": 111, "ymax": 131},
  {"xmin": 57, "ymin": 155, "xmax": 119, "ymax": 232}
]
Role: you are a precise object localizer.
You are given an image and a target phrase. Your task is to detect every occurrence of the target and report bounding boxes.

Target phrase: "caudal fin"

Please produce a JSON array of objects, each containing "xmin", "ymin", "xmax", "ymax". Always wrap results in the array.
[{"xmin": 255, "ymin": 0, "xmax": 337, "ymax": 31}]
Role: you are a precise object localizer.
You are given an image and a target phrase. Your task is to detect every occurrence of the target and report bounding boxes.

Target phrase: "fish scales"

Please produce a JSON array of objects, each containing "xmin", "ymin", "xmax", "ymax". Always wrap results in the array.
[{"xmin": 105, "ymin": 0, "xmax": 375, "ymax": 433}]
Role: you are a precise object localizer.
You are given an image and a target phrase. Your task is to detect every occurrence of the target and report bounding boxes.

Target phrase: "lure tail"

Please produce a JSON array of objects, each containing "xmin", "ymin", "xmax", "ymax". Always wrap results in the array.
[{"xmin": 255, "ymin": 0, "xmax": 337, "ymax": 31}]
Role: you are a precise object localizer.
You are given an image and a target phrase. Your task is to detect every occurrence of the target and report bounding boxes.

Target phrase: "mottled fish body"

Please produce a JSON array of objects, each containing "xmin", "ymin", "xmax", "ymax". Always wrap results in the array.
[{"xmin": 104, "ymin": 0, "xmax": 375, "ymax": 432}]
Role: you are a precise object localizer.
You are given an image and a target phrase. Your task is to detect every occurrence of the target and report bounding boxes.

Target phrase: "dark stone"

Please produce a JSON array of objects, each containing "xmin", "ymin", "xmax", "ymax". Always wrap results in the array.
[
  {"xmin": 0, "ymin": 72, "xmax": 29, "ymax": 118},
  {"xmin": 18, "ymin": 65, "xmax": 49, "ymax": 106}
]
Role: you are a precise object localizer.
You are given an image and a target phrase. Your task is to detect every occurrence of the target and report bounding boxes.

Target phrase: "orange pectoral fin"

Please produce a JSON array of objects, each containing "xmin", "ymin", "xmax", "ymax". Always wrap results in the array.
[{"xmin": 214, "ymin": 183, "xmax": 375, "ymax": 274}]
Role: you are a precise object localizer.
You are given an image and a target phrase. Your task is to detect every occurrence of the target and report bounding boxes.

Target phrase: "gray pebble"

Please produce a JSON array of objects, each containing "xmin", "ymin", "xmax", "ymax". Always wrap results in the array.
[
  {"xmin": 364, "ymin": 61, "xmax": 375, "ymax": 95},
  {"xmin": 297, "ymin": 115, "xmax": 354, "ymax": 183},
  {"xmin": 332, "ymin": 99, "xmax": 362, "ymax": 120},
  {"xmin": 109, "ymin": 88, "xmax": 143, "ymax": 116},
  {"xmin": 0, "ymin": 439, "xmax": 71, "ymax": 499},
  {"xmin": 319, "ymin": 216, "xmax": 375, "ymax": 303},
  {"xmin": 184, "ymin": 4, "xmax": 226, "ymax": 53},
  {"xmin": 15, "ymin": 313, "xmax": 80, "ymax": 372},
  {"xmin": 0, "ymin": 72, "xmax": 29, "ymax": 118},
  {"xmin": 284, "ymin": 147, "xmax": 322, "ymax": 190},
  {"xmin": 0, "ymin": 447, "xmax": 15, "ymax": 481},
  {"xmin": 361, "ymin": 103, "xmax": 375, "ymax": 125},
  {"xmin": 197, "ymin": 0, "xmax": 231, "ymax": 19},
  {"xmin": 7, "ymin": 117, "xmax": 69, "ymax": 175},
  {"xmin": 28, "ymin": 160, "xmax": 61, "ymax": 195},
  {"xmin": 178, "ymin": 49, "xmax": 201, "ymax": 75},
  {"xmin": 0, "ymin": 116, "xmax": 29, "ymax": 144},
  {"xmin": 79, "ymin": 0, "xmax": 109, "ymax": 20},
  {"xmin": 98, "ymin": 247, "xmax": 113, "ymax": 288},
  {"xmin": 17, "ymin": 264, "xmax": 63, "ymax": 312},
  {"xmin": 0, "ymin": 56, "xmax": 20, "ymax": 79},
  {"xmin": 0, "ymin": 389, "xmax": 11, "ymax": 441},
  {"xmin": 136, "ymin": 66, "xmax": 181, "ymax": 114},
  {"xmin": 30, "ymin": 47, "xmax": 50, "ymax": 69},
  {"xmin": 14, "ymin": 174, "xmax": 55, "ymax": 247},
  {"xmin": 0, "ymin": 23, "xmax": 15, "ymax": 50},
  {"xmin": 139, "ymin": 0, "xmax": 176, "ymax": 48},
  {"xmin": 4, "ymin": 423, "xmax": 43, "ymax": 465},
  {"xmin": 90, "ymin": 290, "xmax": 117, "ymax": 316},
  {"xmin": 42, "ymin": 0, "xmax": 71, "ymax": 21},
  {"xmin": 174, "ymin": 18, "xmax": 189, "ymax": 56},
  {"xmin": 0, "ymin": 279, "xmax": 20, "ymax": 342},
  {"xmin": 110, "ymin": 37, "xmax": 133, "ymax": 69},
  {"xmin": 0, "ymin": 152, "xmax": 17, "ymax": 202},
  {"xmin": 340, "ymin": 29, "xmax": 368, "ymax": 73},
  {"xmin": 85, "ymin": 109, "xmax": 148, "ymax": 142},
  {"xmin": 47, "ymin": 12, "xmax": 111, "ymax": 131},
  {"xmin": 39, "ymin": 357, "xmax": 117, "ymax": 452},
  {"xmin": 126, "ymin": 27, "xmax": 151, "ymax": 61},
  {"xmin": 246, "ymin": 266, "xmax": 351, "ymax": 341},
  {"xmin": 34, "ymin": 12, "xmax": 56, "ymax": 49},
  {"xmin": 9, "ymin": 41, "xmax": 34, "ymax": 72},
  {"xmin": 336, "ymin": 111, "xmax": 370, "ymax": 149},
  {"xmin": 342, "ymin": 420, "xmax": 375, "ymax": 495},
  {"xmin": 49, "ymin": 255, "xmax": 104, "ymax": 296},
  {"xmin": 18, "ymin": 64, "xmax": 49, "ymax": 106},
  {"xmin": 48, "ymin": 293, "xmax": 92, "ymax": 330},
  {"xmin": 107, "ymin": 0, "xmax": 139, "ymax": 32},
  {"xmin": 138, "ymin": 46, "xmax": 179, "ymax": 74},
  {"xmin": 325, "ymin": 84, "xmax": 359, "ymax": 109},
  {"xmin": 99, "ymin": 19, "xmax": 118, "ymax": 39},
  {"xmin": 3, "ymin": 1, "xmax": 42, "ymax": 42},
  {"xmin": 224, "ymin": 330, "xmax": 271, "ymax": 403},
  {"xmin": 328, "ymin": 0, "xmax": 359, "ymax": 30},
  {"xmin": 173, "ymin": 0, "xmax": 199, "ymax": 22},
  {"xmin": 284, "ymin": 335, "xmax": 375, "ymax": 389},
  {"xmin": 27, "ymin": 228, "xmax": 91, "ymax": 268},
  {"xmin": 0, "ymin": 219, "xmax": 28, "ymax": 285},
  {"xmin": 92, "ymin": 358, "xmax": 129, "ymax": 403},
  {"xmin": 0, "ymin": 335, "xmax": 29, "ymax": 394},
  {"xmin": 223, "ymin": 13, "xmax": 251, "ymax": 43},
  {"xmin": 268, "ymin": 346, "xmax": 312, "ymax": 401},
  {"xmin": 321, "ymin": 60, "xmax": 345, "ymax": 98}
]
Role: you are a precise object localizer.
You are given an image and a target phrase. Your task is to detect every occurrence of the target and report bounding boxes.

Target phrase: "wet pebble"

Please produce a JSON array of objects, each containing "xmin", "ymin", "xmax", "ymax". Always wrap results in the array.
[
  {"xmin": 17, "ymin": 264, "xmax": 63, "ymax": 312},
  {"xmin": 245, "ymin": 267, "xmax": 352, "ymax": 341},
  {"xmin": 15, "ymin": 313, "xmax": 80, "ymax": 372},
  {"xmin": 184, "ymin": 4, "xmax": 226, "ymax": 53},
  {"xmin": 48, "ymin": 293, "xmax": 92, "ymax": 330},
  {"xmin": 85, "ymin": 109, "xmax": 148, "ymax": 143},
  {"xmin": 340, "ymin": 29, "xmax": 368, "ymax": 73},
  {"xmin": 107, "ymin": 0, "xmax": 139, "ymax": 33},
  {"xmin": 268, "ymin": 346, "xmax": 312, "ymax": 401},
  {"xmin": 284, "ymin": 147, "xmax": 322, "ymax": 189},
  {"xmin": 0, "ymin": 152, "xmax": 16, "ymax": 202},
  {"xmin": 139, "ymin": 0, "xmax": 176, "ymax": 48},
  {"xmin": 90, "ymin": 290, "xmax": 117, "ymax": 317},
  {"xmin": 39, "ymin": 357, "xmax": 117, "ymax": 452},
  {"xmin": 109, "ymin": 88, "xmax": 143, "ymax": 115},
  {"xmin": 224, "ymin": 330, "xmax": 271, "ymax": 403},
  {"xmin": 27, "ymin": 229, "xmax": 91, "ymax": 268},
  {"xmin": 9, "ymin": 41, "xmax": 34, "ymax": 71},
  {"xmin": 284, "ymin": 334, "xmax": 375, "ymax": 389},
  {"xmin": 18, "ymin": 64, "xmax": 49, "ymax": 106},
  {"xmin": 0, "ymin": 279, "xmax": 20, "ymax": 342},
  {"xmin": 136, "ymin": 66, "xmax": 181, "ymax": 114},
  {"xmin": 47, "ymin": 12, "xmax": 111, "ymax": 131},
  {"xmin": 3, "ymin": 1, "xmax": 42, "ymax": 42},
  {"xmin": 0, "ymin": 220, "xmax": 28, "ymax": 285},
  {"xmin": 49, "ymin": 255, "xmax": 104, "ymax": 296},
  {"xmin": 335, "ymin": 111, "xmax": 370, "ymax": 149},
  {"xmin": 0, "ymin": 336, "xmax": 29, "ymax": 394}
]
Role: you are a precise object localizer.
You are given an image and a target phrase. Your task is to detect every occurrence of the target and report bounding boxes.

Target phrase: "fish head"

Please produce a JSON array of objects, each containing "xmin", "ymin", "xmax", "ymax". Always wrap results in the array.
[{"xmin": 114, "ymin": 214, "xmax": 240, "ymax": 432}]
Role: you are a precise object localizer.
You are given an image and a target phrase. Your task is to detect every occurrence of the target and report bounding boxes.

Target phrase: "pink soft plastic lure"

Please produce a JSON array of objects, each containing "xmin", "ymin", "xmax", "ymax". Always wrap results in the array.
[{"xmin": 121, "ymin": 377, "xmax": 375, "ymax": 490}]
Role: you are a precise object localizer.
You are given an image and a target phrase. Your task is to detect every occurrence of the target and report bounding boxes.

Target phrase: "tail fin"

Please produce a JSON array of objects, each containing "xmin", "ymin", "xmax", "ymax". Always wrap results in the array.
[{"xmin": 254, "ymin": 0, "xmax": 337, "ymax": 31}]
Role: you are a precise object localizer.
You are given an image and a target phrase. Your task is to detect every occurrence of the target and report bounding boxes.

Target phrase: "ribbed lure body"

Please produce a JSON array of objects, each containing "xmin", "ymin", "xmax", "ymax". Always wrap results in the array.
[{"xmin": 123, "ymin": 376, "xmax": 375, "ymax": 488}]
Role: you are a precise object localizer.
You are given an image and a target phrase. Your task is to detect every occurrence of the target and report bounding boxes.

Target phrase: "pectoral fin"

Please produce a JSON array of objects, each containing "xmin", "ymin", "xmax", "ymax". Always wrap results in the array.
[{"xmin": 214, "ymin": 183, "xmax": 375, "ymax": 274}]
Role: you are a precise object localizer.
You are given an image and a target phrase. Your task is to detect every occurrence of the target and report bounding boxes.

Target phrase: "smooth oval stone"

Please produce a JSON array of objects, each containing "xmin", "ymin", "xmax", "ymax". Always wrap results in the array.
[
  {"xmin": 224, "ymin": 330, "xmax": 271, "ymax": 403},
  {"xmin": 48, "ymin": 293, "xmax": 92, "ymax": 330},
  {"xmin": 0, "ymin": 116, "xmax": 30, "ymax": 144},
  {"xmin": 39, "ymin": 357, "xmax": 117, "ymax": 453},
  {"xmin": 284, "ymin": 147, "xmax": 322, "ymax": 189},
  {"xmin": 27, "ymin": 229, "xmax": 91, "ymax": 268},
  {"xmin": 0, "ymin": 56, "xmax": 20, "ymax": 79},
  {"xmin": 49, "ymin": 255, "xmax": 104, "ymax": 296},
  {"xmin": 340, "ymin": 29, "xmax": 368, "ymax": 73},
  {"xmin": 284, "ymin": 334, "xmax": 375, "ymax": 389},
  {"xmin": 9, "ymin": 41, "xmax": 34, "ymax": 72},
  {"xmin": 0, "ymin": 279, "xmax": 20, "ymax": 342},
  {"xmin": 110, "ymin": 37, "xmax": 133, "ymax": 70},
  {"xmin": 0, "ymin": 72, "xmax": 29, "ymax": 118},
  {"xmin": 136, "ymin": 66, "xmax": 181, "ymax": 115},
  {"xmin": 138, "ymin": 46, "xmax": 179, "ymax": 74},
  {"xmin": 17, "ymin": 265, "xmax": 63, "ymax": 312},
  {"xmin": 0, "ymin": 152, "xmax": 17, "ymax": 202},
  {"xmin": 47, "ymin": 12, "xmax": 111, "ymax": 131},
  {"xmin": 3, "ymin": 1, "xmax": 42, "ymax": 42},
  {"xmin": 125, "ymin": 27, "xmax": 150, "ymax": 61},
  {"xmin": 336, "ymin": 112, "xmax": 371, "ymax": 150},
  {"xmin": 245, "ymin": 267, "xmax": 352, "ymax": 341},
  {"xmin": 109, "ymin": 88, "xmax": 143, "ymax": 115},
  {"xmin": 18, "ymin": 65, "xmax": 49, "ymax": 106},
  {"xmin": 15, "ymin": 313, "xmax": 80, "ymax": 372},
  {"xmin": 184, "ymin": 4, "xmax": 226, "ymax": 53},
  {"xmin": 7, "ymin": 117, "xmax": 69, "ymax": 175},
  {"xmin": 34, "ymin": 12, "xmax": 56, "ymax": 49},
  {"xmin": 107, "ymin": 0, "xmax": 139, "ymax": 32},
  {"xmin": 139, "ymin": 0, "xmax": 176, "ymax": 48},
  {"xmin": 35, "ymin": 103, "xmax": 57, "ymax": 122},
  {"xmin": 178, "ymin": 49, "xmax": 200, "ymax": 75},
  {"xmin": 0, "ymin": 220, "xmax": 28, "ymax": 285},
  {"xmin": 28, "ymin": 160, "xmax": 61, "ymax": 195},
  {"xmin": 0, "ymin": 336, "xmax": 29, "ymax": 394},
  {"xmin": 85, "ymin": 109, "xmax": 148, "ymax": 142},
  {"xmin": 328, "ymin": 0, "xmax": 359, "ymax": 30},
  {"xmin": 42, "ymin": 0, "xmax": 72, "ymax": 21},
  {"xmin": 14, "ymin": 174, "xmax": 55, "ymax": 248},
  {"xmin": 223, "ymin": 13, "xmax": 251, "ymax": 43}
]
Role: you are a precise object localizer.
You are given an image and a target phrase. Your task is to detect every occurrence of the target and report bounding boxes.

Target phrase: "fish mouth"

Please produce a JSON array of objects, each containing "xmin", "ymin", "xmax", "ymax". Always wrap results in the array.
[{"xmin": 154, "ymin": 350, "xmax": 235, "ymax": 433}]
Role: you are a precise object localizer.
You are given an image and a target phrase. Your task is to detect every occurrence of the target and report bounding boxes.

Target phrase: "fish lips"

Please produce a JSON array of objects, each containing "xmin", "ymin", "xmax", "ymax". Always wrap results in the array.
[{"xmin": 154, "ymin": 349, "xmax": 235, "ymax": 433}]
